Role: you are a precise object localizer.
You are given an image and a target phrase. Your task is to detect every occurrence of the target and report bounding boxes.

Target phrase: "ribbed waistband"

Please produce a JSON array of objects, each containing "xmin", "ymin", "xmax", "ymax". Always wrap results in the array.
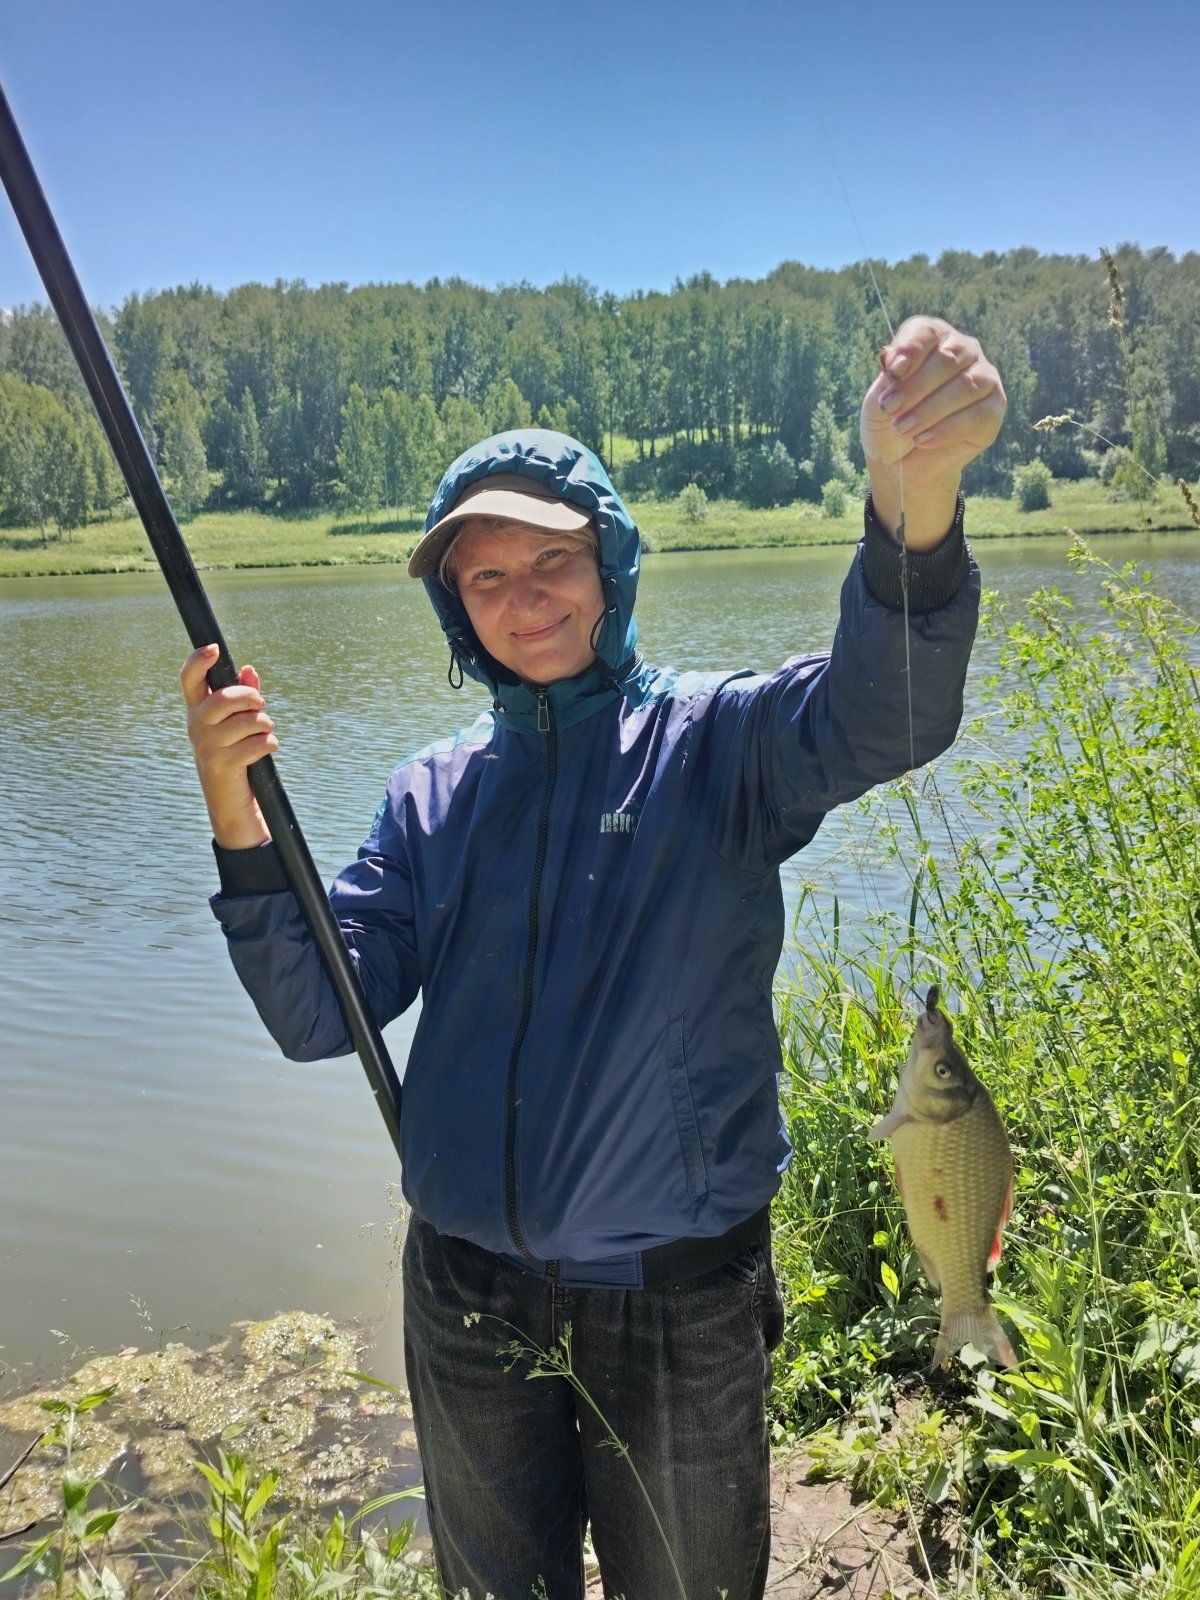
[{"xmin": 497, "ymin": 1206, "xmax": 772, "ymax": 1290}]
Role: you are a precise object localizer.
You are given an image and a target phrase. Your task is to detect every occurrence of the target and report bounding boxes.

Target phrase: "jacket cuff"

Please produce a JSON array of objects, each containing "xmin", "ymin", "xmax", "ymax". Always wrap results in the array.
[
  {"xmin": 212, "ymin": 838, "xmax": 290, "ymax": 896},
  {"xmin": 860, "ymin": 493, "xmax": 969, "ymax": 613}
]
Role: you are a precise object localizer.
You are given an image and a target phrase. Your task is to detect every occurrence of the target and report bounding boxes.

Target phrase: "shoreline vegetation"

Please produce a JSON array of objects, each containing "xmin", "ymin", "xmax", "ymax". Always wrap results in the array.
[
  {"xmin": 3, "ymin": 542, "xmax": 1200, "ymax": 1597},
  {"xmin": 0, "ymin": 477, "xmax": 1196, "ymax": 581}
]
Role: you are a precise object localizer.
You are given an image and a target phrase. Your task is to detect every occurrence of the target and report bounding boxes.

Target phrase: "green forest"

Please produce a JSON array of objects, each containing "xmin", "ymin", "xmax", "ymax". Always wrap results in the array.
[{"xmin": 0, "ymin": 243, "xmax": 1196, "ymax": 540}]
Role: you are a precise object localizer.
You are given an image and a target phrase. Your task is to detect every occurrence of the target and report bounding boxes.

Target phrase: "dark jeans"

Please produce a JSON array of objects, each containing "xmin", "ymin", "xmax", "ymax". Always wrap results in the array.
[{"xmin": 402, "ymin": 1213, "xmax": 785, "ymax": 1600}]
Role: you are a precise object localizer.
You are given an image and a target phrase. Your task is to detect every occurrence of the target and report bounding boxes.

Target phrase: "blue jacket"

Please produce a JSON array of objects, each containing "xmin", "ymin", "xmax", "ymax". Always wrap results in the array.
[{"xmin": 212, "ymin": 430, "xmax": 979, "ymax": 1286}]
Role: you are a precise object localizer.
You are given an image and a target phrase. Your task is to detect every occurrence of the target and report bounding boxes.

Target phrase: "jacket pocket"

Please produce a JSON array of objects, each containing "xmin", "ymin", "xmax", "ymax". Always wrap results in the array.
[{"xmin": 666, "ymin": 1012, "xmax": 709, "ymax": 1200}]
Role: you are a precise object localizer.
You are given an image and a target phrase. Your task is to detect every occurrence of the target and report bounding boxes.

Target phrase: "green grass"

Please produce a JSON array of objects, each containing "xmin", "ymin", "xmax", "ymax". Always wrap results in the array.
[
  {"xmin": 640, "ymin": 477, "xmax": 1199, "ymax": 553},
  {"xmin": 0, "ymin": 507, "xmax": 427, "ymax": 580},
  {"xmin": 0, "ymin": 478, "xmax": 1194, "ymax": 579},
  {"xmin": 770, "ymin": 542, "xmax": 1200, "ymax": 1596}
]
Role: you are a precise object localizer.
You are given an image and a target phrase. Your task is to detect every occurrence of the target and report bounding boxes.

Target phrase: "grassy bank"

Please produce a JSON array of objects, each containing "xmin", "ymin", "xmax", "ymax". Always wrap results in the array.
[
  {"xmin": 641, "ymin": 476, "xmax": 1197, "ymax": 553},
  {"xmin": 771, "ymin": 542, "xmax": 1200, "ymax": 1596},
  {"xmin": 0, "ymin": 479, "xmax": 1195, "ymax": 579}
]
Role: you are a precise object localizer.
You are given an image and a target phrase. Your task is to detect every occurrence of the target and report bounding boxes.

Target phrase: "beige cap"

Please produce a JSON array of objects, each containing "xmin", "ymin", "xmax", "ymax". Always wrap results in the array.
[{"xmin": 408, "ymin": 473, "xmax": 593, "ymax": 579}]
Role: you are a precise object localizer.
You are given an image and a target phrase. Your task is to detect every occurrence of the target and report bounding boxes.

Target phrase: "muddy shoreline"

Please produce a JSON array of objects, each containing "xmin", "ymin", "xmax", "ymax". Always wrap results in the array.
[
  {"xmin": 0, "ymin": 1313, "xmax": 425, "ymax": 1588},
  {"xmin": 1, "ymin": 1312, "xmax": 931, "ymax": 1599}
]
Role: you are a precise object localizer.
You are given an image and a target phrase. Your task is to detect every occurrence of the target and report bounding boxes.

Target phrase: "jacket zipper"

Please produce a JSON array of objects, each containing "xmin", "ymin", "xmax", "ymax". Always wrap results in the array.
[{"xmin": 504, "ymin": 687, "xmax": 558, "ymax": 1267}]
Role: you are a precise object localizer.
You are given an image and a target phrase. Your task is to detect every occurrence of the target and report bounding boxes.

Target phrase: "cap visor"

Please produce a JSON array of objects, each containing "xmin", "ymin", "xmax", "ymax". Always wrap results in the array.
[{"xmin": 408, "ymin": 482, "xmax": 592, "ymax": 578}]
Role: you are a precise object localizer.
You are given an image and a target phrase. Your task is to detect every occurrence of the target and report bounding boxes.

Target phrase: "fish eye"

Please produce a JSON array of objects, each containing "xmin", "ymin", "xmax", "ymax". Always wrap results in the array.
[{"xmin": 934, "ymin": 1061, "xmax": 953, "ymax": 1079}]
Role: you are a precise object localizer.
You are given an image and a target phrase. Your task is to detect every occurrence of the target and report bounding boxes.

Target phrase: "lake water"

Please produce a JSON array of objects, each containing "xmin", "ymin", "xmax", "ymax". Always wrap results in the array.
[{"xmin": 3, "ymin": 532, "xmax": 1199, "ymax": 1386}]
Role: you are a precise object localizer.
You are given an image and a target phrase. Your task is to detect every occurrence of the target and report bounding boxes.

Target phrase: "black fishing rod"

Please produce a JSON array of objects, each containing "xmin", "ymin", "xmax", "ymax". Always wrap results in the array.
[{"xmin": 0, "ymin": 81, "xmax": 403, "ymax": 1161}]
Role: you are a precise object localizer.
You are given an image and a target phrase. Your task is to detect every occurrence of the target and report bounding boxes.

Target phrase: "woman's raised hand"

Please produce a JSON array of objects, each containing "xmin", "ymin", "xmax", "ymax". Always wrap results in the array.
[
  {"xmin": 860, "ymin": 315, "xmax": 1006, "ymax": 549},
  {"xmin": 180, "ymin": 643, "xmax": 277, "ymax": 849}
]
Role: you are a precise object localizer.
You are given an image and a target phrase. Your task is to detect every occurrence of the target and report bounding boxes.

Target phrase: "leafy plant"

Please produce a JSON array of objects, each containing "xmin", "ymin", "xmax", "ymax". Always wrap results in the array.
[
  {"xmin": 1013, "ymin": 459, "xmax": 1052, "ymax": 511},
  {"xmin": 190, "ymin": 1445, "xmax": 430, "ymax": 1600},
  {"xmin": 771, "ymin": 544, "xmax": 1200, "ymax": 1592},
  {"xmin": 820, "ymin": 478, "xmax": 848, "ymax": 518},
  {"xmin": 677, "ymin": 481, "xmax": 708, "ymax": 524},
  {"xmin": 1, "ymin": 1386, "xmax": 125, "ymax": 1596}
]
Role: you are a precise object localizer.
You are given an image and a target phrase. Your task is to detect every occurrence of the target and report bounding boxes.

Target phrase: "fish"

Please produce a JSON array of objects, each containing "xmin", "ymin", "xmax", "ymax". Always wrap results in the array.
[{"xmin": 869, "ymin": 984, "xmax": 1018, "ymax": 1370}]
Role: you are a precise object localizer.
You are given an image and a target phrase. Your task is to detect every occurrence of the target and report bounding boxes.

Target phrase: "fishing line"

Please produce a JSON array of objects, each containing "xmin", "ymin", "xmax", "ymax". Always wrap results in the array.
[
  {"xmin": 808, "ymin": 110, "xmax": 944, "ymax": 992},
  {"xmin": 816, "ymin": 115, "xmax": 915, "ymax": 775}
]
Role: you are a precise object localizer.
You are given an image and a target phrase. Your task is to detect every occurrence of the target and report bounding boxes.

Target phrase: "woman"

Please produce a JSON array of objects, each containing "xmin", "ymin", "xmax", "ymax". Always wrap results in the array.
[{"xmin": 182, "ymin": 315, "xmax": 1004, "ymax": 1600}]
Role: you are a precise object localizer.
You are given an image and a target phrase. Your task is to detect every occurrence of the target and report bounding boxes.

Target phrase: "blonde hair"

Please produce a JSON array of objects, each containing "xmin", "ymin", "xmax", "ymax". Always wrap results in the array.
[{"xmin": 439, "ymin": 515, "xmax": 599, "ymax": 590}]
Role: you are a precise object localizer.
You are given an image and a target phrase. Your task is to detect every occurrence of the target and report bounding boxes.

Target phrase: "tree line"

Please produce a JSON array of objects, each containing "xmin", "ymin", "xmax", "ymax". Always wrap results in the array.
[{"xmin": 0, "ymin": 244, "xmax": 1196, "ymax": 537}]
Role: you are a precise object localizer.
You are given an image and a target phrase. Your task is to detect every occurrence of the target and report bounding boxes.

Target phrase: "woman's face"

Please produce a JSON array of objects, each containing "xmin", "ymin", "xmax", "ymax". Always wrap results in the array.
[{"xmin": 452, "ymin": 519, "xmax": 605, "ymax": 685}]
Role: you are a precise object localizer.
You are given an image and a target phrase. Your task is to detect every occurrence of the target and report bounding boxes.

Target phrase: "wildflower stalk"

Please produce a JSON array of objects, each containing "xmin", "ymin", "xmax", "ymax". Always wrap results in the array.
[
  {"xmin": 479, "ymin": 1317, "xmax": 690, "ymax": 1600},
  {"xmin": 1035, "ymin": 250, "xmax": 1194, "ymax": 529}
]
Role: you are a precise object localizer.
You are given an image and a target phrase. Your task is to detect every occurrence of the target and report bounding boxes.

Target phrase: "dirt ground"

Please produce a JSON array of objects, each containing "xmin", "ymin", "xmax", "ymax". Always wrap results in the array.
[
  {"xmin": 762, "ymin": 1451, "xmax": 938, "ymax": 1598},
  {"xmin": 580, "ymin": 1451, "xmax": 939, "ymax": 1600}
]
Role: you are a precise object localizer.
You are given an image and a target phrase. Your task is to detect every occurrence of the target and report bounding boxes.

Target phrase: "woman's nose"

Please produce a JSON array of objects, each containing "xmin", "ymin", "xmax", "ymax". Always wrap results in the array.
[{"xmin": 512, "ymin": 570, "xmax": 547, "ymax": 607}]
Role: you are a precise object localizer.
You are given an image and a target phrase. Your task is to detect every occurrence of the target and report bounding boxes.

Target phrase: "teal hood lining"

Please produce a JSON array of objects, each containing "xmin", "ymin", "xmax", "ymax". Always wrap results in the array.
[{"xmin": 420, "ymin": 430, "xmax": 641, "ymax": 716}]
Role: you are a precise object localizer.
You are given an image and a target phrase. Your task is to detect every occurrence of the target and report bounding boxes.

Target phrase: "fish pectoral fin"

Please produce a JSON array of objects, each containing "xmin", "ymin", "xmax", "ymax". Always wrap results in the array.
[
  {"xmin": 987, "ymin": 1179, "xmax": 1015, "ymax": 1270},
  {"xmin": 931, "ymin": 1307, "xmax": 1020, "ymax": 1372},
  {"xmin": 868, "ymin": 1106, "xmax": 912, "ymax": 1141}
]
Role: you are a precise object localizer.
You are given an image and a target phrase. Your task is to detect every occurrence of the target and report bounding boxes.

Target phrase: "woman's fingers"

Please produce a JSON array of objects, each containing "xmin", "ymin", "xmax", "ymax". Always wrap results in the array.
[
  {"xmin": 867, "ymin": 315, "xmax": 1006, "ymax": 479},
  {"xmin": 905, "ymin": 394, "xmax": 1009, "ymax": 458},
  {"xmin": 178, "ymin": 648, "xmax": 276, "ymax": 848},
  {"xmin": 182, "ymin": 650, "xmax": 269, "ymax": 728},
  {"xmin": 202, "ymin": 704, "xmax": 276, "ymax": 750},
  {"xmin": 180, "ymin": 643, "xmax": 220, "ymax": 706},
  {"xmin": 194, "ymin": 683, "xmax": 268, "ymax": 725},
  {"xmin": 181, "ymin": 646, "xmax": 278, "ymax": 776},
  {"xmin": 181, "ymin": 648, "xmax": 264, "ymax": 707},
  {"xmin": 881, "ymin": 317, "xmax": 955, "ymax": 382},
  {"xmin": 889, "ymin": 365, "xmax": 1001, "ymax": 446},
  {"xmin": 884, "ymin": 347, "xmax": 981, "ymax": 421}
]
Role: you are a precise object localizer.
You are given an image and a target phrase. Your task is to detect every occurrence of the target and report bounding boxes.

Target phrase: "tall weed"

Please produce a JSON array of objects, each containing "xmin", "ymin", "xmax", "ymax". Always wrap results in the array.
[{"xmin": 773, "ymin": 543, "xmax": 1200, "ymax": 1593}]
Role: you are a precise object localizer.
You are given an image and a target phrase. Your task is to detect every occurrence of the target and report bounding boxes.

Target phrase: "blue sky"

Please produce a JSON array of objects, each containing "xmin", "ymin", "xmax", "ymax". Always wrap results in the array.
[{"xmin": 0, "ymin": 0, "xmax": 1196, "ymax": 309}]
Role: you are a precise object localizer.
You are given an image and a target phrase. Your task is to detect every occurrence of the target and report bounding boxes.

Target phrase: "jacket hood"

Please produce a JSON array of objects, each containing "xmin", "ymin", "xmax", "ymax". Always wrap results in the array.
[{"xmin": 420, "ymin": 430, "xmax": 642, "ymax": 725}]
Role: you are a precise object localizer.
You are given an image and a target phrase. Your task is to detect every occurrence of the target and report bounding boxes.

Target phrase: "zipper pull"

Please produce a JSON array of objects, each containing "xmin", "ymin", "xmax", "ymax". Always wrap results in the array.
[{"xmin": 536, "ymin": 689, "xmax": 549, "ymax": 733}]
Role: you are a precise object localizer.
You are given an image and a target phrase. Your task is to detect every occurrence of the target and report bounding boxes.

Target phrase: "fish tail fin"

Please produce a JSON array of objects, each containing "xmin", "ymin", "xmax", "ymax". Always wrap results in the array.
[{"xmin": 931, "ymin": 1306, "xmax": 1019, "ymax": 1372}]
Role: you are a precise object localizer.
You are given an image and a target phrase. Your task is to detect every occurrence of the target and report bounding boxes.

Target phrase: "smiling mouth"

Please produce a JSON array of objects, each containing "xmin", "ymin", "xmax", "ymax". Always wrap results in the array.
[{"xmin": 512, "ymin": 616, "xmax": 568, "ymax": 641}]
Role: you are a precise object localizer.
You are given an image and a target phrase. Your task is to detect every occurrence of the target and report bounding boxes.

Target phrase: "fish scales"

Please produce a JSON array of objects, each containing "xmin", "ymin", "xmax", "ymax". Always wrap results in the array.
[
  {"xmin": 890, "ymin": 1095, "xmax": 1010, "ymax": 1314},
  {"xmin": 870, "ymin": 985, "xmax": 1017, "ymax": 1370}
]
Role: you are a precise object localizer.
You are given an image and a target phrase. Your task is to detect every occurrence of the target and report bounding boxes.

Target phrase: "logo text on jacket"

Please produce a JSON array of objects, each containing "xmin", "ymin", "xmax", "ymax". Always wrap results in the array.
[{"xmin": 600, "ymin": 810, "xmax": 639, "ymax": 835}]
